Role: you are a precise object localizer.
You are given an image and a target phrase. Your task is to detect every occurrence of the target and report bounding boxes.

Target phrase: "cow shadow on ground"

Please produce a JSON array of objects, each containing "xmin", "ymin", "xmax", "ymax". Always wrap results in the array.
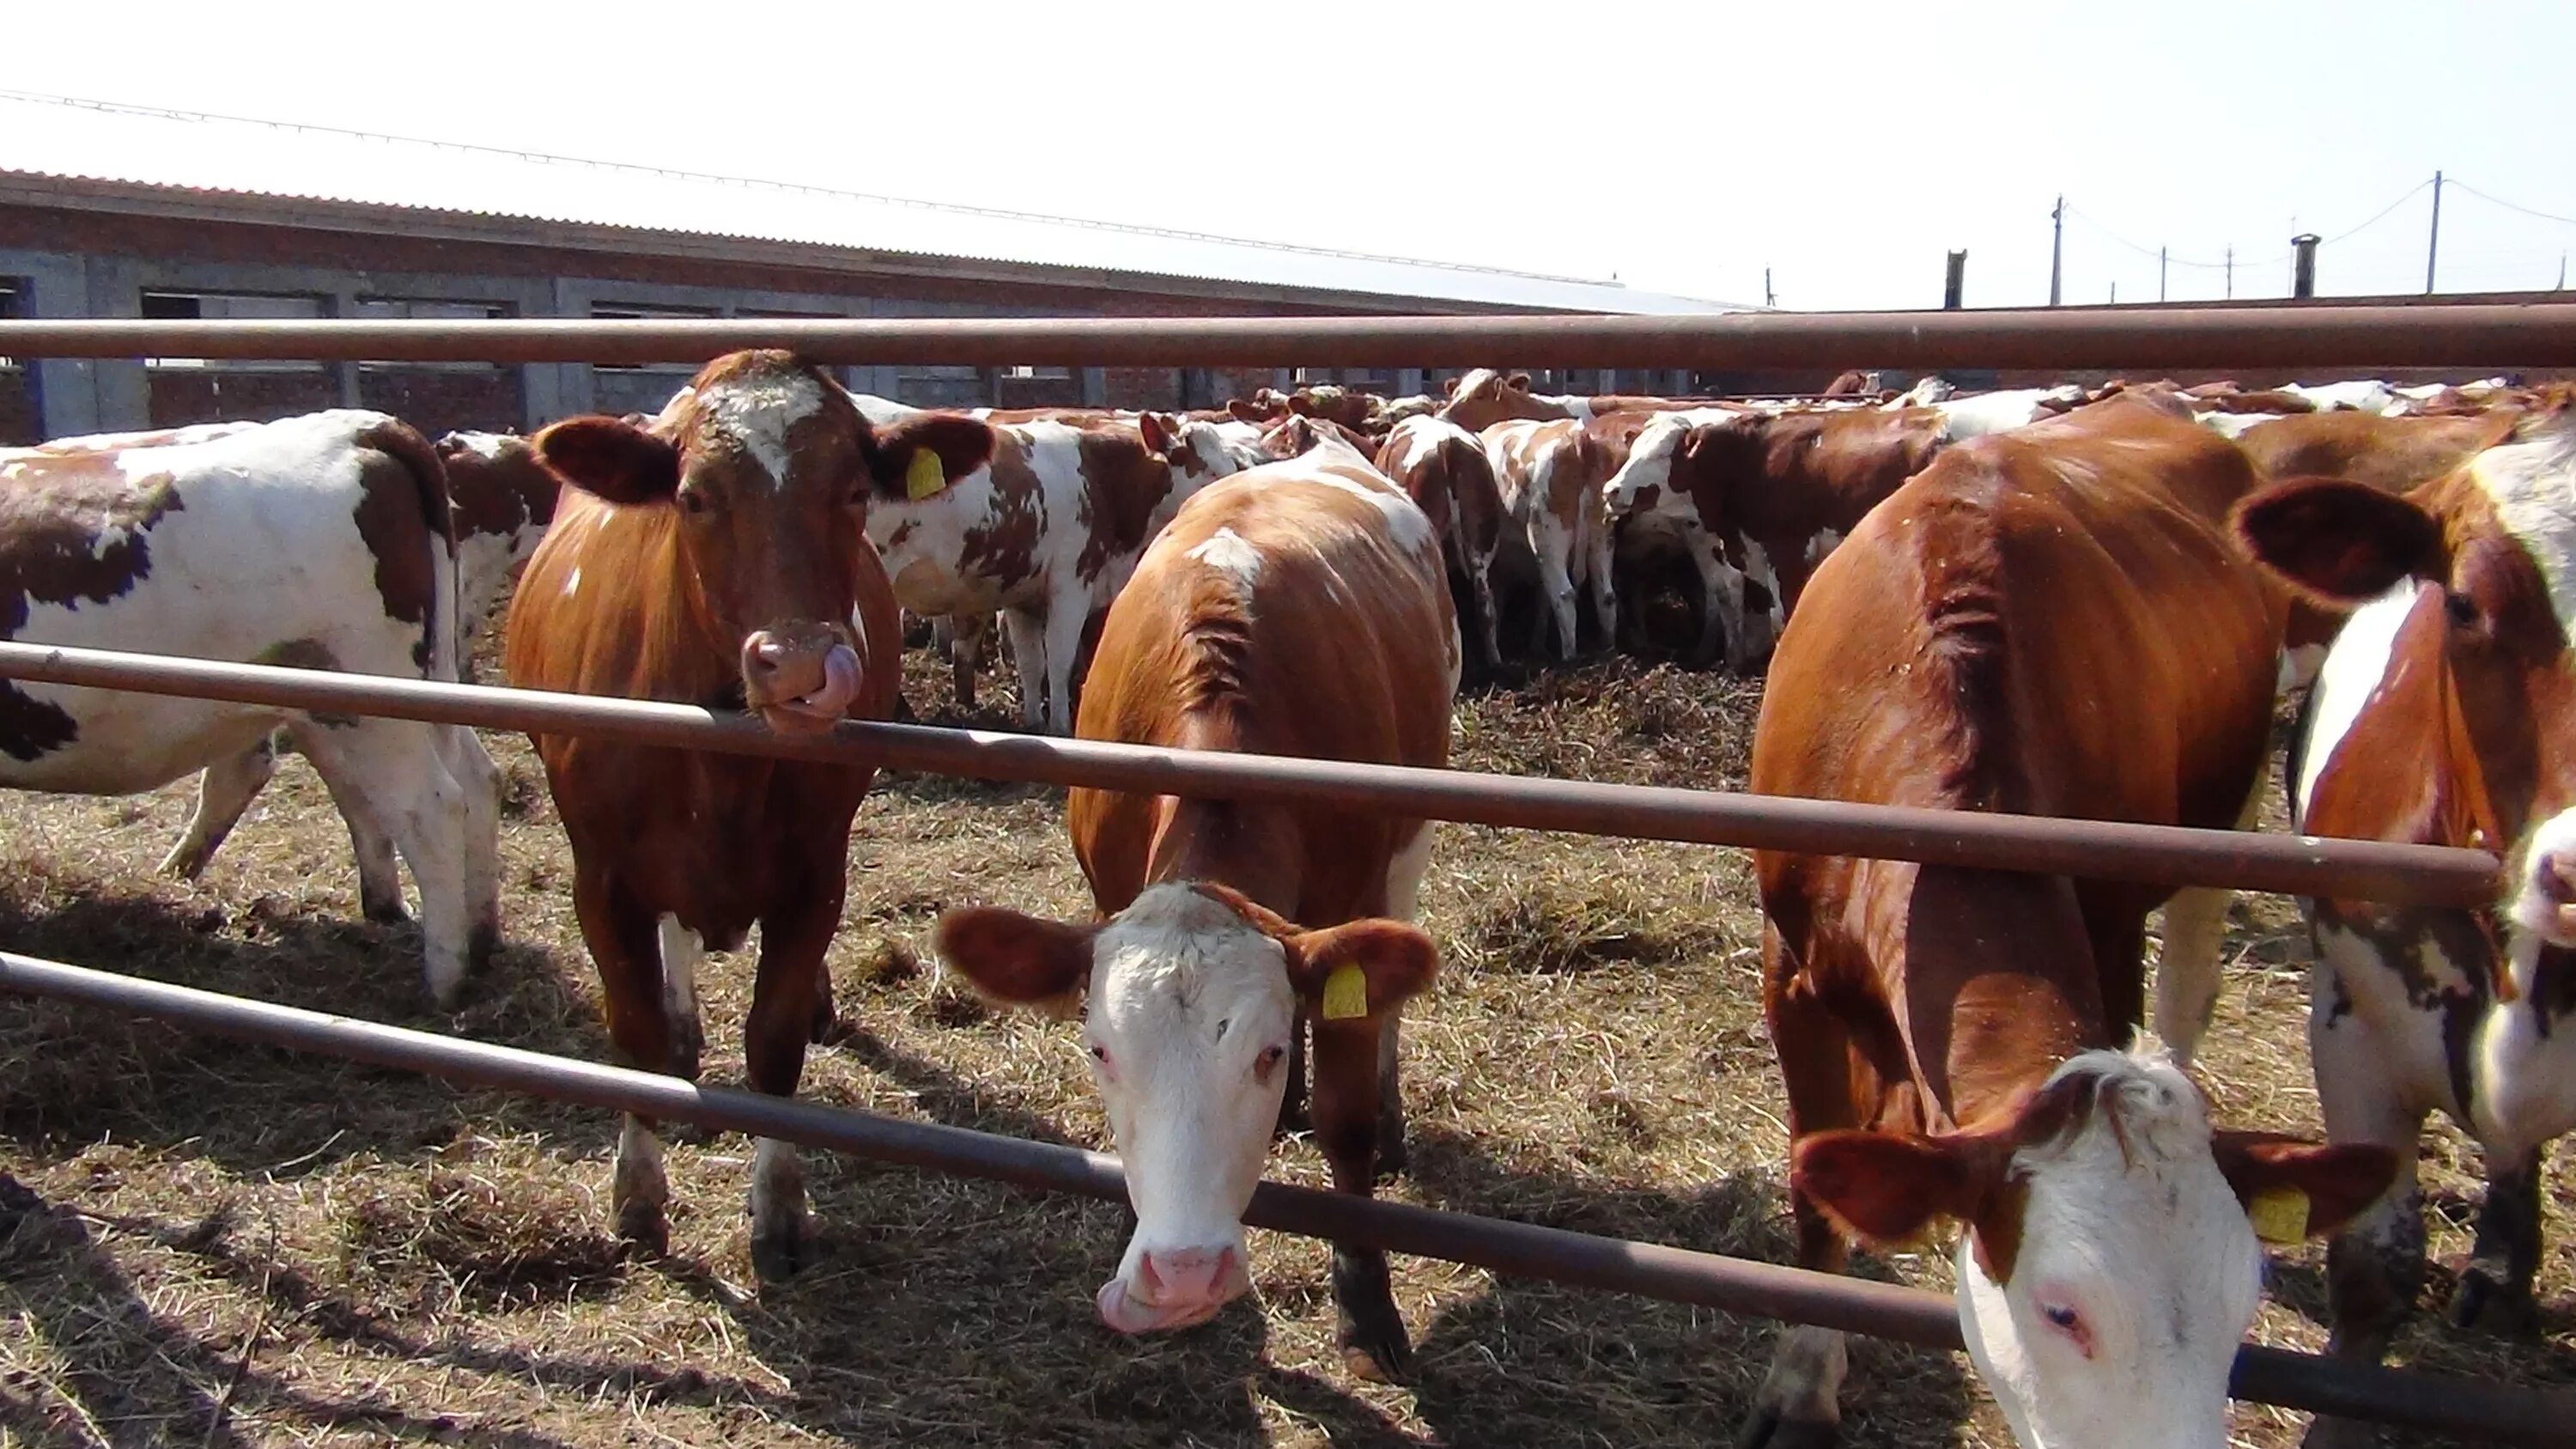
[
  {"xmin": 0, "ymin": 884, "xmax": 619, "ymax": 1175},
  {"xmin": 0, "ymin": 1170, "xmax": 631, "ymax": 1449},
  {"xmin": 1354, "ymin": 1122, "xmax": 1981, "ymax": 1449}
]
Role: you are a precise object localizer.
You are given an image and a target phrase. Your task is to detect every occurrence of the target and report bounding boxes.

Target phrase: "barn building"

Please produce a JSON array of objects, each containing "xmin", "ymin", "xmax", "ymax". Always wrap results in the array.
[{"xmin": 0, "ymin": 93, "xmax": 1740, "ymax": 445}]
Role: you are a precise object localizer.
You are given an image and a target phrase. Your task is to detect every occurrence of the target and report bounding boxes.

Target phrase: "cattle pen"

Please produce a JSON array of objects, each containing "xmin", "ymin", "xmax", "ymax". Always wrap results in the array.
[{"xmin": 0, "ymin": 302, "xmax": 2570, "ymax": 1446}]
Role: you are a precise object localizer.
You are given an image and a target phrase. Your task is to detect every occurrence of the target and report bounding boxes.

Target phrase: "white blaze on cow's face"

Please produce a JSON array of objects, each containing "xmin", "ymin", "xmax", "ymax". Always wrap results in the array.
[
  {"xmin": 1795, "ymin": 1049, "xmax": 2397, "ymax": 1449},
  {"xmin": 1951, "ymin": 1056, "xmax": 2260, "ymax": 1449},
  {"xmin": 936, "ymin": 883, "xmax": 1439, "ymax": 1336},
  {"xmin": 1082, "ymin": 884, "xmax": 1297, "ymax": 1330},
  {"xmin": 1600, "ymin": 414, "xmax": 1694, "ymax": 525}
]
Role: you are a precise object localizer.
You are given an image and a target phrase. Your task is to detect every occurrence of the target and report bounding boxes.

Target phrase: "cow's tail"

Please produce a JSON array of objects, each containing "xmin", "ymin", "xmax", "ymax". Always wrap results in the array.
[{"xmin": 357, "ymin": 418, "xmax": 464, "ymax": 685}]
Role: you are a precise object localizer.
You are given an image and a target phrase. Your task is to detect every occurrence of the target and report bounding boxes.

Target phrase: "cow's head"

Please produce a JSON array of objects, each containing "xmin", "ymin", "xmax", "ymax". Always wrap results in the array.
[
  {"xmin": 936, "ymin": 882, "xmax": 1437, "ymax": 1334},
  {"xmin": 1796, "ymin": 1049, "xmax": 2394, "ymax": 1449},
  {"xmin": 530, "ymin": 350, "xmax": 988, "ymax": 734},
  {"xmin": 1435, "ymin": 368, "xmax": 1546, "ymax": 432},
  {"xmin": 2236, "ymin": 400, "xmax": 2576, "ymax": 1024},
  {"xmin": 1138, "ymin": 412, "xmax": 1267, "ymax": 481}
]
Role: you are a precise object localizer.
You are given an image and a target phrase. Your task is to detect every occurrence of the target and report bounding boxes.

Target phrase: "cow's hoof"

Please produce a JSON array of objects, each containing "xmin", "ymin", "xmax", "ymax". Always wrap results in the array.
[
  {"xmin": 750, "ymin": 1225, "xmax": 810, "ymax": 1284},
  {"xmin": 614, "ymin": 1199, "xmax": 669, "ymax": 1257},
  {"xmin": 1337, "ymin": 1314, "xmax": 1412, "ymax": 1384},
  {"xmin": 1373, "ymin": 1133, "xmax": 1408, "ymax": 1182},
  {"xmin": 1735, "ymin": 1409, "xmax": 1840, "ymax": 1449},
  {"xmin": 2450, "ymin": 1264, "xmax": 2537, "ymax": 1335}
]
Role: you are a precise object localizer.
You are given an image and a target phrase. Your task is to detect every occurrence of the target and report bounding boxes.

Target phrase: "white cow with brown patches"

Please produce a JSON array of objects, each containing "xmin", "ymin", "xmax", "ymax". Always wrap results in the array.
[
  {"xmin": 939, "ymin": 425, "xmax": 1457, "ymax": 1380},
  {"xmin": 0, "ymin": 411, "xmax": 502, "ymax": 1006},
  {"xmin": 160, "ymin": 428, "xmax": 562, "ymax": 916},
  {"xmin": 866, "ymin": 411, "xmax": 1265, "ymax": 733}
]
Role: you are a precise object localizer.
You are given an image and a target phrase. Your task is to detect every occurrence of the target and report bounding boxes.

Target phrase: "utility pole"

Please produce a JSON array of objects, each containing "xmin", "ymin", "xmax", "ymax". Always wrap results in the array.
[
  {"xmin": 2559, "ymin": 252, "xmax": 2567, "ymax": 290},
  {"xmin": 1942, "ymin": 250, "xmax": 1967, "ymax": 309},
  {"xmin": 2109, "ymin": 281, "xmax": 2117, "ymax": 304},
  {"xmin": 2159, "ymin": 247, "xmax": 2167, "ymax": 302},
  {"xmin": 2048, "ymin": 195, "xmax": 2064, "ymax": 307},
  {"xmin": 2225, "ymin": 245, "xmax": 2234, "ymax": 300},
  {"xmin": 2427, "ymin": 169, "xmax": 2445, "ymax": 293},
  {"xmin": 1764, "ymin": 267, "xmax": 1775, "ymax": 308}
]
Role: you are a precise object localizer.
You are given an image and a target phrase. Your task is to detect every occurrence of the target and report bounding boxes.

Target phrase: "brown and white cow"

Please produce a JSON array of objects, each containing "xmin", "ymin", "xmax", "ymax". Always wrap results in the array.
[
  {"xmin": 1601, "ymin": 405, "xmax": 1948, "ymax": 669},
  {"xmin": 2229, "ymin": 396, "xmax": 2576, "ymax": 1436},
  {"xmin": 162, "ymin": 428, "xmax": 562, "ymax": 904},
  {"xmin": 1742, "ymin": 399, "xmax": 2394, "ymax": 1449},
  {"xmin": 1435, "ymin": 366, "xmax": 1720, "ymax": 435},
  {"xmin": 938, "ymin": 425, "xmax": 1456, "ymax": 1380},
  {"xmin": 505, "ymin": 350, "xmax": 926, "ymax": 1279},
  {"xmin": 1376, "ymin": 414, "xmax": 1506, "ymax": 669},
  {"xmin": 867, "ymin": 411, "xmax": 1262, "ymax": 733},
  {"xmin": 0, "ymin": 411, "xmax": 503, "ymax": 1006}
]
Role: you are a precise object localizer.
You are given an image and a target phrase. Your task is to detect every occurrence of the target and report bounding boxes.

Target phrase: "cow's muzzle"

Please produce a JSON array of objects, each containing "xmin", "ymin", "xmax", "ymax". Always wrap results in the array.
[{"xmin": 741, "ymin": 624, "xmax": 861, "ymax": 736}]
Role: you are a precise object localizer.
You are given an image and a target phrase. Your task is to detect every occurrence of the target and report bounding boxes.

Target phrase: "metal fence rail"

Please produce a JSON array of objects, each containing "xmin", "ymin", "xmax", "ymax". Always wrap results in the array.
[
  {"xmin": 0, "ymin": 642, "xmax": 2500, "ymax": 905},
  {"xmin": 3, "ymin": 951, "xmax": 2565, "ymax": 1445},
  {"xmin": 3, "ymin": 301, "xmax": 2575, "ymax": 368}
]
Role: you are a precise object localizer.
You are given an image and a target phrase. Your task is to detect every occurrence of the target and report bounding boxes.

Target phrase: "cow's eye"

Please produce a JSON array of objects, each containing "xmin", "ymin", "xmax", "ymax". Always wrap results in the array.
[
  {"xmin": 676, "ymin": 485, "xmax": 712, "ymax": 516},
  {"xmin": 1254, "ymin": 1044, "xmax": 1287, "ymax": 1083},
  {"xmin": 2445, "ymin": 590, "xmax": 2479, "ymax": 628}
]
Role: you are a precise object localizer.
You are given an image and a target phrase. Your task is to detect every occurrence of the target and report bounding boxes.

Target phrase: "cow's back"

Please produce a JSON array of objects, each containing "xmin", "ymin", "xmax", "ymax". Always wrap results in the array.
[
  {"xmin": 1072, "ymin": 462, "xmax": 1455, "ymax": 922},
  {"xmin": 1759, "ymin": 402, "xmax": 2281, "ymax": 827},
  {"xmin": 0, "ymin": 411, "xmax": 458, "ymax": 793}
]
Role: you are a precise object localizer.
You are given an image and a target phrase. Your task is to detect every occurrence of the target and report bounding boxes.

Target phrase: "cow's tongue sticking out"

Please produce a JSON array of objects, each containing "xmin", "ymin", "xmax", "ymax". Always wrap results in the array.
[{"xmin": 762, "ymin": 642, "xmax": 861, "ymax": 734}]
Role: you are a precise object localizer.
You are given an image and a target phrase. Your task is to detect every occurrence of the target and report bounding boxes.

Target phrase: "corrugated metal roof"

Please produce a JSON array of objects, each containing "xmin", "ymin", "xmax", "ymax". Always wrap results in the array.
[{"xmin": 0, "ymin": 91, "xmax": 1749, "ymax": 315}]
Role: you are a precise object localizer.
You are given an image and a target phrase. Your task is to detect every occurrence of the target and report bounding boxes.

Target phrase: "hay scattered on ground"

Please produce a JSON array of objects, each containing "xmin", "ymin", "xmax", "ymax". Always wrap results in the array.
[{"xmin": 0, "ymin": 649, "xmax": 2563, "ymax": 1447}]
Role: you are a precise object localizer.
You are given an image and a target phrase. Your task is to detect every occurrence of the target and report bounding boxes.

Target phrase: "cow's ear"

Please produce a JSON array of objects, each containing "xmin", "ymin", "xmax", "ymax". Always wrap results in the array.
[
  {"xmin": 867, "ymin": 415, "xmax": 996, "ymax": 502},
  {"xmin": 934, "ymin": 906, "xmax": 1095, "ymax": 1009},
  {"xmin": 1441, "ymin": 376, "xmax": 1461, "ymax": 398},
  {"xmin": 1136, "ymin": 411, "xmax": 1180, "ymax": 458},
  {"xmin": 1506, "ymin": 372, "xmax": 1533, "ymax": 391},
  {"xmin": 2210, "ymin": 1132, "xmax": 2400, "ymax": 1241},
  {"xmin": 1793, "ymin": 1128, "xmax": 2006, "ymax": 1246},
  {"xmin": 2233, "ymin": 477, "xmax": 2447, "ymax": 604},
  {"xmin": 1285, "ymin": 919, "xmax": 1438, "ymax": 1022},
  {"xmin": 532, "ymin": 417, "xmax": 677, "ymax": 505}
]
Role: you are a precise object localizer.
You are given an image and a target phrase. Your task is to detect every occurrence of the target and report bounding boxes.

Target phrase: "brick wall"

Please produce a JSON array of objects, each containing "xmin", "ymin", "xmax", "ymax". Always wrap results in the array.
[
  {"xmin": 357, "ymin": 366, "xmax": 522, "ymax": 436},
  {"xmin": 148, "ymin": 368, "xmax": 336, "ymax": 426},
  {"xmin": 0, "ymin": 368, "xmax": 35, "ymax": 444},
  {"xmin": 1102, "ymin": 367, "xmax": 1181, "ymax": 411}
]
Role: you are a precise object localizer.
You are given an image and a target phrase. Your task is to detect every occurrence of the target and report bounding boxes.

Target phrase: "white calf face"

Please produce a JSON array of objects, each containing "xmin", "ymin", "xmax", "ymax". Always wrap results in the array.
[
  {"xmin": 1084, "ymin": 884, "xmax": 1297, "ymax": 1331},
  {"xmin": 1601, "ymin": 417, "xmax": 1693, "ymax": 523},
  {"xmin": 1955, "ymin": 1058, "xmax": 2261, "ymax": 1449}
]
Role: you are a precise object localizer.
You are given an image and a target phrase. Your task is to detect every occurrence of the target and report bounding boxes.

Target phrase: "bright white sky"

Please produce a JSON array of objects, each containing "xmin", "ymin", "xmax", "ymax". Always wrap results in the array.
[{"xmin": 21, "ymin": 2, "xmax": 2576, "ymax": 311}]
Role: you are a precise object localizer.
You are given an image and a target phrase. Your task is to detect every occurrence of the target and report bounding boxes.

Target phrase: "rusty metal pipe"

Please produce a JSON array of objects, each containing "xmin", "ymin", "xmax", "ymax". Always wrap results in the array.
[
  {"xmin": 1, "ymin": 952, "xmax": 2567, "ymax": 1441},
  {"xmin": 0, "ymin": 642, "xmax": 2498, "ymax": 906},
  {"xmin": 3, "ymin": 303, "xmax": 2575, "ymax": 368}
]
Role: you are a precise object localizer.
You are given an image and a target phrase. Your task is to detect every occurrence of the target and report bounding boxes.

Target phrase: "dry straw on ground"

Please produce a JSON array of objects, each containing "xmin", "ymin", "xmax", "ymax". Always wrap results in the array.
[{"xmin": 0, "ymin": 652, "xmax": 2565, "ymax": 1447}]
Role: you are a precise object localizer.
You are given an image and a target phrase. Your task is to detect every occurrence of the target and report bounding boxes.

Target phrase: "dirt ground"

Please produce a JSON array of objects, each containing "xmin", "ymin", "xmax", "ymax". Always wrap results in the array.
[{"xmin": 0, "ymin": 650, "xmax": 2566, "ymax": 1448}]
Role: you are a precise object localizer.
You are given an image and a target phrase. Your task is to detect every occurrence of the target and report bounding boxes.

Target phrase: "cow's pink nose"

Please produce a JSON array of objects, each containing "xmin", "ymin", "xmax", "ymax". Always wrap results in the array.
[{"xmin": 1141, "ymin": 1246, "xmax": 1236, "ymax": 1306}]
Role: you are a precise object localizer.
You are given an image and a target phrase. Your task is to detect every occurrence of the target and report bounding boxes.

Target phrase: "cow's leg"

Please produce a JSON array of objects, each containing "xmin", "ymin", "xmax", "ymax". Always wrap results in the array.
[
  {"xmin": 161, "ymin": 734, "xmax": 278, "ymax": 880},
  {"xmin": 441, "ymin": 724, "xmax": 504, "ymax": 971},
  {"xmin": 950, "ymin": 613, "xmax": 983, "ymax": 710},
  {"xmin": 2312, "ymin": 962, "xmax": 2427, "ymax": 1363},
  {"xmin": 1310, "ymin": 1012, "xmax": 1408, "ymax": 1381},
  {"xmin": 1467, "ymin": 552, "xmax": 1503, "ymax": 670},
  {"xmin": 1745, "ymin": 924, "xmax": 1861, "ymax": 1449},
  {"xmin": 2152, "ymin": 784, "xmax": 2262, "ymax": 1064},
  {"xmin": 2452, "ymin": 1150, "xmax": 2543, "ymax": 1334},
  {"xmin": 1531, "ymin": 520, "xmax": 1580, "ymax": 661},
  {"xmin": 1041, "ymin": 600, "xmax": 1090, "ymax": 737},
  {"xmin": 1691, "ymin": 540, "xmax": 1749, "ymax": 672},
  {"xmin": 656, "ymin": 914, "xmax": 707, "ymax": 1083},
  {"xmin": 1002, "ymin": 607, "xmax": 1048, "ymax": 732},
  {"xmin": 1368, "ymin": 824, "xmax": 1435, "ymax": 1179},
  {"xmin": 1583, "ymin": 515, "xmax": 1618, "ymax": 655},
  {"xmin": 573, "ymin": 861, "xmax": 677, "ymax": 1253},
  {"xmin": 743, "ymin": 867, "xmax": 844, "ymax": 1282},
  {"xmin": 291, "ymin": 717, "xmax": 478, "ymax": 1005},
  {"xmin": 276, "ymin": 720, "xmax": 409, "ymax": 924}
]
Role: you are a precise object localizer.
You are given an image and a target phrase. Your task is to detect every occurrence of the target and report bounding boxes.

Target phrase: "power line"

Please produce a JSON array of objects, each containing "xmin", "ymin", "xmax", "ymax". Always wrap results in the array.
[
  {"xmin": 2445, "ymin": 178, "xmax": 2576, "ymax": 229},
  {"xmin": 2066, "ymin": 174, "xmax": 2433, "ymax": 275}
]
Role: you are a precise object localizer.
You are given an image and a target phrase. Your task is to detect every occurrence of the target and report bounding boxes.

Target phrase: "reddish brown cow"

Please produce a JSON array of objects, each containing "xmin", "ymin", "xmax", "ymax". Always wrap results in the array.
[
  {"xmin": 506, "ymin": 350, "xmax": 947, "ymax": 1280},
  {"xmin": 939, "ymin": 429, "xmax": 1456, "ymax": 1380},
  {"xmin": 1741, "ymin": 399, "xmax": 2393, "ymax": 1448}
]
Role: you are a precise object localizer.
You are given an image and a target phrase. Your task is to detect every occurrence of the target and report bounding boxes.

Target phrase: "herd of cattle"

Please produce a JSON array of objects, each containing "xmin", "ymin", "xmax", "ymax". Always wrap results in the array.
[{"xmin": 0, "ymin": 353, "xmax": 2567, "ymax": 1449}]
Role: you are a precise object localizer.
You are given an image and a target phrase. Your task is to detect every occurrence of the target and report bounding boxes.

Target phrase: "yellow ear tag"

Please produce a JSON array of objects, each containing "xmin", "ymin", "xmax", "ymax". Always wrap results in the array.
[
  {"xmin": 1320, "ymin": 964, "xmax": 1369, "ymax": 1020},
  {"xmin": 2248, "ymin": 1187, "xmax": 2310, "ymax": 1245},
  {"xmin": 905, "ymin": 449, "xmax": 946, "ymax": 501}
]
